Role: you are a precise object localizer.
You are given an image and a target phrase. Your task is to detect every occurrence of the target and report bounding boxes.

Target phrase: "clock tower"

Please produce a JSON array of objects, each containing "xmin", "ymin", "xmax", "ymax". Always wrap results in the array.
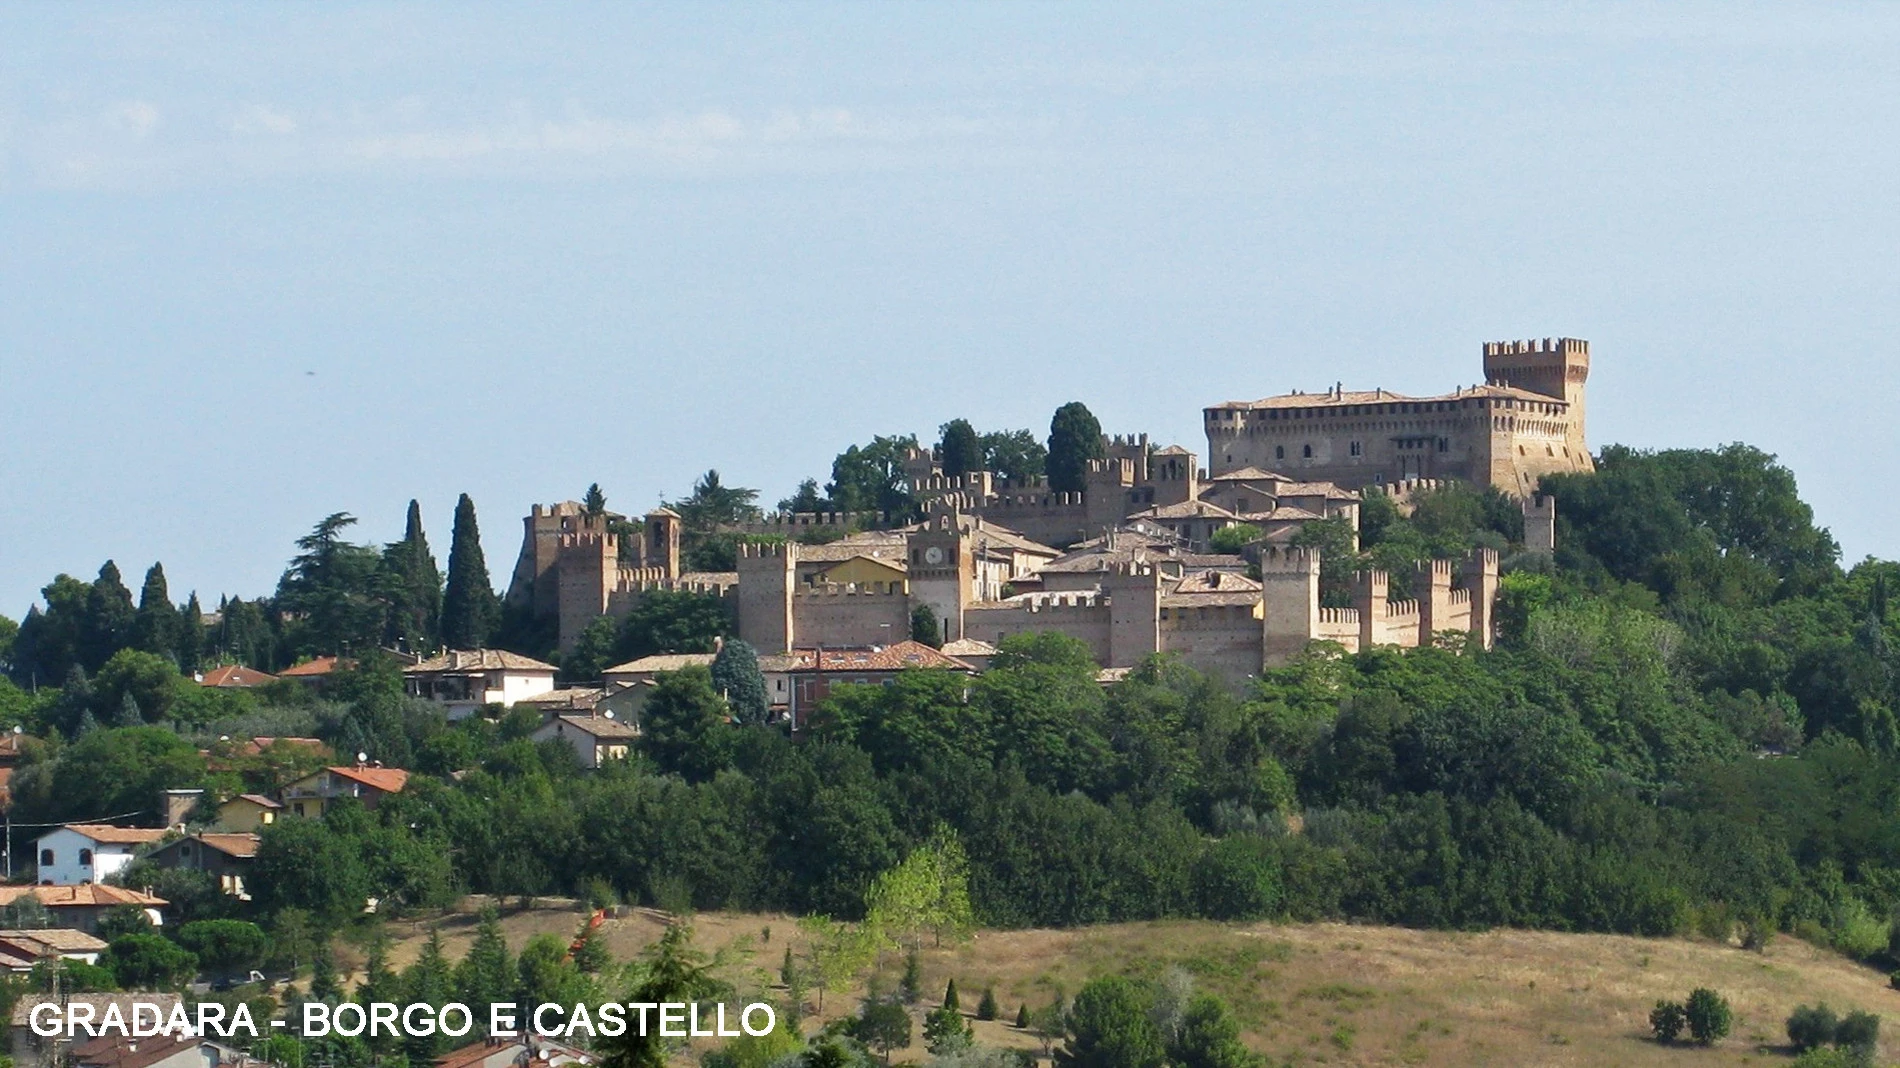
[{"xmin": 908, "ymin": 516, "xmax": 973, "ymax": 644}]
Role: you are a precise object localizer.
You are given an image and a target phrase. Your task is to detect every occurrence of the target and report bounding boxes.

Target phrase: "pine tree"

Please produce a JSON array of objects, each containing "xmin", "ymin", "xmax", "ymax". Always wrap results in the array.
[
  {"xmin": 402, "ymin": 929, "xmax": 455, "ymax": 1060},
  {"xmin": 384, "ymin": 500, "xmax": 443, "ymax": 654},
  {"xmin": 900, "ymin": 947, "xmax": 923, "ymax": 1004},
  {"xmin": 75, "ymin": 709, "xmax": 101, "ymax": 736},
  {"xmin": 132, "ymin": 563, "xmax": 179, "ymax": 660},
  {"xmin": 943, "ymin": 978, "xmax": 961, "ymax": 1012},
  {"xmin": 584, "ymin": 484, "xmax": 607, "ymax": 516},
  {"xmin": 573, "ymin": 919, "xmax": 610, "ymax": 973},
  {"xmin": 455, "ymin": 905, "xmax": 516, "ymax": 1026},
  {"xmin": 978, "ymin": 987, "xmax": 999, "ymax": 1021},
  {"xmin": 710, "ymin": 639, "xmax": 769, "ymax": 725},
  {"xmin": 114, "ymin": 691, "xmax": 143, "ymax": 728},
  {"xmin": 310, "ymin": 944, "xmax": 341, "ymax": 1001},
  {"xmin": 1016, "ymin": 1004, "xmax": 1031, "ymax": 1029},
  {"xmin": 1047, "ymin": 402, "xmax": 1105, "ymax": 494},
  {"xmin": 441, "ymin": 494, "xmax": 498, "ymax": 650},
  {"xmin": 176, "ymin": 593, "xmax": 205, "ymax": 674},
  {"xmin": 939, "ymin": 419, "xmax": 982, "ymax": 477}
]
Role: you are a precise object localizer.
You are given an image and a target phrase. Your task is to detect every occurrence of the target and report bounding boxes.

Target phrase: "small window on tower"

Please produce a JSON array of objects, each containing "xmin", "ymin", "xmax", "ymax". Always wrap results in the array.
[
  {"xmin": 1302, "ymin": 445, "xmax": 1313, "ymax": 458},
  {"xmin": 1437, "ymin": 439, "xmax": 1447, "ymax": 453},
  {"xmin": 1274, "ymin": 446, "xmax": 1284, "ymax": 460},
  {"xmin": 1349, "ymin": 441, "xmax": 1361, "ymax": 457}
]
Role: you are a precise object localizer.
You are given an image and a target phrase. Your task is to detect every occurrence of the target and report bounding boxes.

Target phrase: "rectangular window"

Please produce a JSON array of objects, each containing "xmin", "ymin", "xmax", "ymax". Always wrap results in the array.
[{"xmin": 1349, "ymin": 441, "xmax": 1361, "ymax": 457}]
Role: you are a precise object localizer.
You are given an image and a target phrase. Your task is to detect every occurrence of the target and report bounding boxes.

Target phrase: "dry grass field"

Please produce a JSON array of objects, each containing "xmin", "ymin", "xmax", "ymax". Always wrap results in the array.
[{"xmin": 365, "ymin": 901, "xmax": 1900, "ymax": 1067}]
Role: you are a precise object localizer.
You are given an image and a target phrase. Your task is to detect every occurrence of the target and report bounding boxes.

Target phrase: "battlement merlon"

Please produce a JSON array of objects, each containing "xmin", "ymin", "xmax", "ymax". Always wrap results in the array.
[{"xmin": 1481, "ymin": 337, "xmax": 1589, "ymax": 360}]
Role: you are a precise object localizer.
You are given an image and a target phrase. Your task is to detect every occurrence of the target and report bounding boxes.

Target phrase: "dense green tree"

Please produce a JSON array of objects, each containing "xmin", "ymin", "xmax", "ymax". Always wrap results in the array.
[
  {"xmin": 176, "ymin": 593, "xmax": 205, "ymax": 673},
  {"xmin": 615, "ymin": 590, "xmax": 731, "ymax": 660},
  {"xmin": 1684, "ymin": 987, "xmax": 1731, "ymax": 1045},
  {"xmin": 584, "ymin": 483, "xmax": 608, "ymax": 516},
  {"xmin": 852, "ymin": 1000, "xmax": 912, "ymax": 1065},
  {"xmin": 104, "ymin": 934, "xmax": 198, "ymax": 989},
  {"xmin": 252, "ymin": 818, "xmax": 370, "ymax": 925},
  {"xmin": 455, "ymin": 905, "xmax": 516, "ymax": 1018},
  {"xmin": 779, "ymin": 478, "xmax": 826, "ymax": 515},
  {"xmin": 827, "ymin": 436, "xmax": 921, "ymax": 517},
  {"xmin": 1046, "ymin": 403, "xmax": 1105, "ymax": 494},
  {"xmin": 598, "ymin": 924, "xmax": 723, "ymax": 1068},
  {"xmin": 277, "ymin": 514, "xmax": 389, "ymax": 657},
  {"xmin": 938, "ymin": 420, "xmax": 982, "ymax": 478},
  {"xmin": 440, "ymin": 494, "xmax": 499, "ymax": 650},
  {"xmin": 980, "ymin": 429, "xmax": 1047, "ymax": 484},
  {"xmin": 384, "ymin": 500, "xmax": 443, "ymax": 654},
  {"xmin": 641, "ymin": 666, "xmax": 733, "ymax": 782},
  {"xmin": 562, "ymin": 617, "xmax": 620, "ymax": 683},
  {"xmin": 26, "ymin": 726, "xmax": 204, "ymax": 823},
  {"xmin": 909, "ymin": 604, "xmax": 940, "ymax": 648},
  {"xmin": 0, "ymin": 614, "xmax": 15, "ymax": 675},
  {"xmin": 176, "ymin": 920, "xmax": 269, "ymax": 980},
  {"xmin": 711, "ymin": 639, "xmax": 770, "ymax": 725},
  {"xmin": 82, "ymin": 561, "xmax": 137, "ymax": 672},
  {"xmin": 1170, "ymin": 994, "xmax": 1260, "ymax": 1068},
  {"xmin": 402, "ymin": 928, "xmax": 456, "ymax": 1060},
  {"xmin": 1056, "ymin": 976, "xmax": 1166, "ymax": 1068},
  {"xmin": 923, "ymin": 1001, "xmax": 972, "ymax": 1055},
  {"xmin": 131, "ymin": 563, "xmax": 179, "ymax": 660}
]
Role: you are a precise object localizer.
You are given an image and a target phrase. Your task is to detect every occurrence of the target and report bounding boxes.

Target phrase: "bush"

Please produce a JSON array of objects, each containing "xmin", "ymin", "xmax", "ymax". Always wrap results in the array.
[
  {"xmin": 977, "ymin": 987, "xmax": 999, "ymax": 1021},
  {"xmin": 1684, "ymin": 988, "xmax": 1731, "ymax": 1046},
  {"xmin": 1788, "ymin": 1003, "xmax": 1841, "ymax": 1052},
  {"xmin": 1192, "ymin": 837, "xmax": 1282, "ymax": 921},
  {"xmin": 1649, "ymin": 1000, "xmax": 1686, "ymax": 1044},
  {"xmin": 1833, "ymin": 1010, "xmax": 1879, "ymax": 1061}
]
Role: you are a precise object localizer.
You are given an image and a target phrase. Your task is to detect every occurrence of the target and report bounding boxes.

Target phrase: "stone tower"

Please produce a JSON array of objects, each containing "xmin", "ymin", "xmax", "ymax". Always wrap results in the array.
[
  {"xmin": 1483, "ymin": 336, "xmax": 1590, "ymax": 457},
  {"xmin": 908, "ymin": 516, "xmax": 972, "ymax": 644},
  {"xmin": 736, "ymin": 542, "xmax": 797, "ymax": 653},
  {"xmin": 1104, "ymin": 561, "xmax": 1162, "ymax": 668},
  {"xmin": 1259, "ymin": 546, "xmax": 1322, "ymax": 666},
  {"xmin": 643, "ymin": 508, "xmax": 683, "ymax": 578}
]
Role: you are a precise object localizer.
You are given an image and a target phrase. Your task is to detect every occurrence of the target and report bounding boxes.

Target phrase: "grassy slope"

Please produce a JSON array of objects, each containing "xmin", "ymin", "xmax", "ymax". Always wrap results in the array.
[{"xmin": 366, "ymin": 903, "xmax": 1900, "ymax": 1067}]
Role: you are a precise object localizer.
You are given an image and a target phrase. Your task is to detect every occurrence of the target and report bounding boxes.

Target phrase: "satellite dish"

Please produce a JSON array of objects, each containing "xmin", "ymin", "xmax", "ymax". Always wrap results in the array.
[
  {"xmin": 357, "ymin": 751, "xmax": 369, "ymax": 763},
  {"xmin": 11, "ymin": 726, "xmax": 21, "ymax": 735},
  {"xmin": 219, "ymin": 735, "xmax": 230, "ymax": 742},
  {"xmin": 603, "ymin": 711, "xmax": 615, "ymax": 719}
]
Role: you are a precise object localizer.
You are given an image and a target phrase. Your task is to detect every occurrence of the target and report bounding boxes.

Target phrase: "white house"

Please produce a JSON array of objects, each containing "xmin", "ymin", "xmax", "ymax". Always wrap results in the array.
[
  {"xmin": 403, "ymin": 649, "xmax": 558, "ymax": 719},
  {"xmin": 34, "ymin": 825, "xmax": 165, "ymax": 886}
]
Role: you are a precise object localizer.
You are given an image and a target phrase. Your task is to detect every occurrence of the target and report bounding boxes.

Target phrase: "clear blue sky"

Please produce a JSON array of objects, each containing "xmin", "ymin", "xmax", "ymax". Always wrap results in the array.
[{"xmin": 5, "ymin": 3, "xmax": 1899, "ymax": 616}]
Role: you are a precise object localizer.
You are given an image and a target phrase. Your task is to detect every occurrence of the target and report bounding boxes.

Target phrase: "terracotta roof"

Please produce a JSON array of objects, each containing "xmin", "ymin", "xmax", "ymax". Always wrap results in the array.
[
  {"xmin": 407, "ymin": 649, "xmax": 558, "ymax": 674},
  {"xmin": 228, "ymin": 793, "xmax": 283, "ymax": 810},
  {"xmin": 321, "ymin": 765, "xmax": 410, "ymax": 793},
  {"xmin": 545, "ymin": 714, "xmax": 640, "ymax": 740},
  {"xmin": 787, "ymin": 641, "xmax": 973, "ymax": 673},
  {"xmin": 1128, "ymin": 500, "xmax": 1241, "ymax": 521},
  {"xmin": 794, "ymin": 540, "xmax": 908, "ymax": 564},
  {"xmin": 1242, "ymin": 506, "xmax": 1325, "ymax": 523},
  {"xmin": 194, "ymin": 833, "xmax": 261, "ymax": 858},
  {"xmin": 279, "ymin": 656, "xmax": 351, "ymax": 677},
  {"xmin": 0, "ymin": 928, "xmax": 108, "ymax": 954},
  {"xmin": 1169, "ymin": 571, "xmax": 1262, "ymax": 595},
  {"xmin": 514, "ymin": 687, "xmax": 605, "ymax": 710},
  {"xmin": 939, "ymin": 638, "xmax": 999, "ymax": 657},
  {"xmin": 1211, "ymin": 382, "xmax": 1563, "ymax": 411},
  {"xmin": 56, "ymin": 824, "xmax": 168, "ymax": 845},
  {"xmin": 1208, "ymin": 466, "xmax": 1291, "ymax": 482},
  {"xmin": 603, "ymin": 653, "xmax": 716, "ymax": 675},
  {"xmin": 71, "ymin": 1033, "xmax": 251, "ymax": 1068},
  {"xmin": 13, "ymin": 994, "xmax": 180, "ymax": 1028},
  {"xmin": 755, "ymin": 653, "xmax": 799, "ymax": 673},
  {"xmin": 199, "ymin": 665, "xmax": 276, "ymax": 688},
  {"xmin": 1274, "ymin": 482, "xmax": 1361, "ymax": 501},
  {"xmin": 0, "ymin": 885, "xmax": 166, "ymax": 908}
]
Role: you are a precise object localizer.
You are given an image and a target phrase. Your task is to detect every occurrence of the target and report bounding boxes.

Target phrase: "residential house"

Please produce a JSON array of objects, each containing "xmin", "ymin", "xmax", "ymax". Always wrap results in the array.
[
  {"xmin": 0, "ymin": 929, "xmax": 108, "ymax": 971},
  {"xmin": 34, "ymin": 825, "xmax": 166, "ymax": 885},
  {"xmin": 280, "ymin": 765, "xmax": 409, "ymax": 818},
  {"xmin": 512, "ymin": 688, "xmax": 606, "ymax": 716},
  {"xmin": 784, "ymin": 641, "xmax": 975, "ymax": 730},
  {"xmin": 71, "ymin": 1031, "xmax": 263, "ymax": 1068},
  {"xmin": 213, "ymin": 794, "xmax": 283, "ymax": 833},
  {"xmin": 11, "ymin": 995, "xmax": 182, "ymax": 1068},
  {"xmin": 0, "ymin": 885, "xmax": 166, "ymax": 932},
  {"xmin": 143, "ymin": 833, "xmax": 259, "ymax": 899},
  {"xmin": 530, "ymin": 713, "xmax": 639, "ymax": 769},
  {"xmin": 277, "ymin": 656, "xmax": 352, "ymax": 692},
  {"xmin": 404, "ymin": 649, "xmax": 558, "ymax": 719},
  {"xmin": 196, "ymin": 665, "xmax": 276, "ymax": 689},
  {"xmin": 938, "ymin": 638, "xmax": 999, "ymax": 672},
  {"xmin": 600, "ymin": 653, "xmax": 715, "ymax": 691}
]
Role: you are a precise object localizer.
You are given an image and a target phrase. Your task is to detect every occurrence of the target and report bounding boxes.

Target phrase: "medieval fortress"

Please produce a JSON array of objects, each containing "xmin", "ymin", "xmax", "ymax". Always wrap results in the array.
[{"xmin": 505, "ymin": 338, "xmax": 1590, "ymax": 680}]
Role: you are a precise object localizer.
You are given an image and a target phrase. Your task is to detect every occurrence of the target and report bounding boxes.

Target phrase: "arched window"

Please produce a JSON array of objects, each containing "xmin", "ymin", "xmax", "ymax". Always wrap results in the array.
[
  {"xmin": 78, "ymin": 849, "xmax": 94, "ymax": 867},
  {"xmin": 1302, "ymin": 444, "xmax": 1313, "ymax": 458},
  {"xmin": 39, "ymin": 849, "xmax": 53, "ymax": 867}
]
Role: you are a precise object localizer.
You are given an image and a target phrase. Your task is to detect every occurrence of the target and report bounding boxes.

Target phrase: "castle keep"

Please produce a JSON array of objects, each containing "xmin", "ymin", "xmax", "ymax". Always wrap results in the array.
[
  {"xmin": 1203, "ymin": 337, "xmax": 1592, "ymax": 495},
  {"xmin": 508, "ymin": 335, "xmax": 1584, "ymax": 678}
]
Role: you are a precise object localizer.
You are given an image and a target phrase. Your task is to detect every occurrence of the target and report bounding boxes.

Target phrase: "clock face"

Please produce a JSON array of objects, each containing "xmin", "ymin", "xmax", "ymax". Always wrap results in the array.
[{"xmin": 924, "ymin": 546, "xmax": 946, "ymax": 565}]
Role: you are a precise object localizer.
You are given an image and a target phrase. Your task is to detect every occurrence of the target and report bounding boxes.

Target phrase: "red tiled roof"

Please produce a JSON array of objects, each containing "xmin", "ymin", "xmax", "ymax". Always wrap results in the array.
[
  {"xmin": 324, "ymin": 765, "xmax": 410, "ymax": 793},
  {"xmin": 199, "ymin": 665, "xmax": 277, "ymax": 688},
  {"xmin": 786, "ymin": 641, "xmax": 973, "ymax": 673},
  {"xmin": 279, "ymin": 656, "xmax": 351, "ymax": 677},
  {"xmin": 0, "ymin": 885, "xmax": 166, "ymax": 908},
  {"xmin": 58, "ymin": 824, "xmax": 167, "ymax": 845}
]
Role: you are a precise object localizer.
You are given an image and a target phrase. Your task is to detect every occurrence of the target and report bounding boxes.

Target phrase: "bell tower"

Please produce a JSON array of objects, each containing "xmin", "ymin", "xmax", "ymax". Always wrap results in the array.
[{"xmin": 908, "ymin": 516, "xmax": 972, "ymax": 644}]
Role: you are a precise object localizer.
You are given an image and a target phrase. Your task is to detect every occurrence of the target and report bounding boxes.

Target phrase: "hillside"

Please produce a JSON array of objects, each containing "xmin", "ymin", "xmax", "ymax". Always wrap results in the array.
[{"xmin": 368, "ymin": 903, "xmax": 1899, "ymax": 1067}]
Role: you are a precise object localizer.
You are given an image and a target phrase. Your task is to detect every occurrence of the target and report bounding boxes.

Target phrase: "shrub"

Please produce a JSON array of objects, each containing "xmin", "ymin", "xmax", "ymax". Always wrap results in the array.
[
  {"xmin": 1833, "ymin": 1010, "xmax": 1880, "ymax": 1062},
  {"xmin": 1684, "ymin": 988, "xmax": 1731, "ymax": 1046},
  {"xmin": 1649, "ymin": 1000, "xmax": 1686, "ymax": 1044},
  {"xmin": 977, "ymin": 987, "xmax": 999, "ymax": 1021},
  {"xmin": 1788, "ymin": 1003, "xmax": 1840, "ymax": 1052}
]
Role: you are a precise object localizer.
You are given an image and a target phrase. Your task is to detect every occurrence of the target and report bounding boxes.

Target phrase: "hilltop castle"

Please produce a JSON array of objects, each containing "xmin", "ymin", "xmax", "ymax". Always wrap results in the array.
[{"xmin": 506, "ymin": 335, "xmax": 1585, "ymax": 678}]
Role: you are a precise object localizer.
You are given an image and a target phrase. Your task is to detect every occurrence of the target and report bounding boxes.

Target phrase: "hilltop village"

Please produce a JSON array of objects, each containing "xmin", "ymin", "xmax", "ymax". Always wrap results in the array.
[{"xmin": 504, "ymin": 335, "xmax": 1586, "ymax": 695}]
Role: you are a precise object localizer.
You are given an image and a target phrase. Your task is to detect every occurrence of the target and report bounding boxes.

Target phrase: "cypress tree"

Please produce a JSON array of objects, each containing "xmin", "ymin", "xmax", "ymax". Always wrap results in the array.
[
  {"xmin": 938, "ymin": 419, "xmax": 982, "ymax": 477},
  {"xmin": 944, "ymin": 978, "xmax": 960, "ymax": 1012},
  {"xmin": 441, "ymin": 494, "xmax": 498, "ymax": 650},
  {"xmin": 81, "ymin": 561, "xmax": 136, "ymax": 671},
  {"xmin": 384, "ymin": 500, "xmax": 443, "ymax": 653},
  {"xmin": 114, "ymin": 691, "xmax": 143, "ymax": 728},
  {"xmin": 584, "ymin": 483, "xmax": 607, "ymax": 516},
  {"xmin": 710, "ymin": 639, "xmax": 769, "ymax": 725},
  {"xmin": 1047, "ymin": 402, "xmax": 1105, "ymax": 494},
  {"xmin": 1016, "ymin": 1004, "xmax": 1030, "ymax": 1029},
  {"xmin": 455, "ymin": 906, "xmax": 516, "ymax": 1022},
  {"xmin": 978, "ymin": 987, "xmax": 999, "ymax": 1021},
  {"xmin": 132, "ymin": 563, "xmax": 180, "ymax": 660},
  {"xmin": 176, "ymin": 593, "xmax": 205, "ymax": 674}
]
